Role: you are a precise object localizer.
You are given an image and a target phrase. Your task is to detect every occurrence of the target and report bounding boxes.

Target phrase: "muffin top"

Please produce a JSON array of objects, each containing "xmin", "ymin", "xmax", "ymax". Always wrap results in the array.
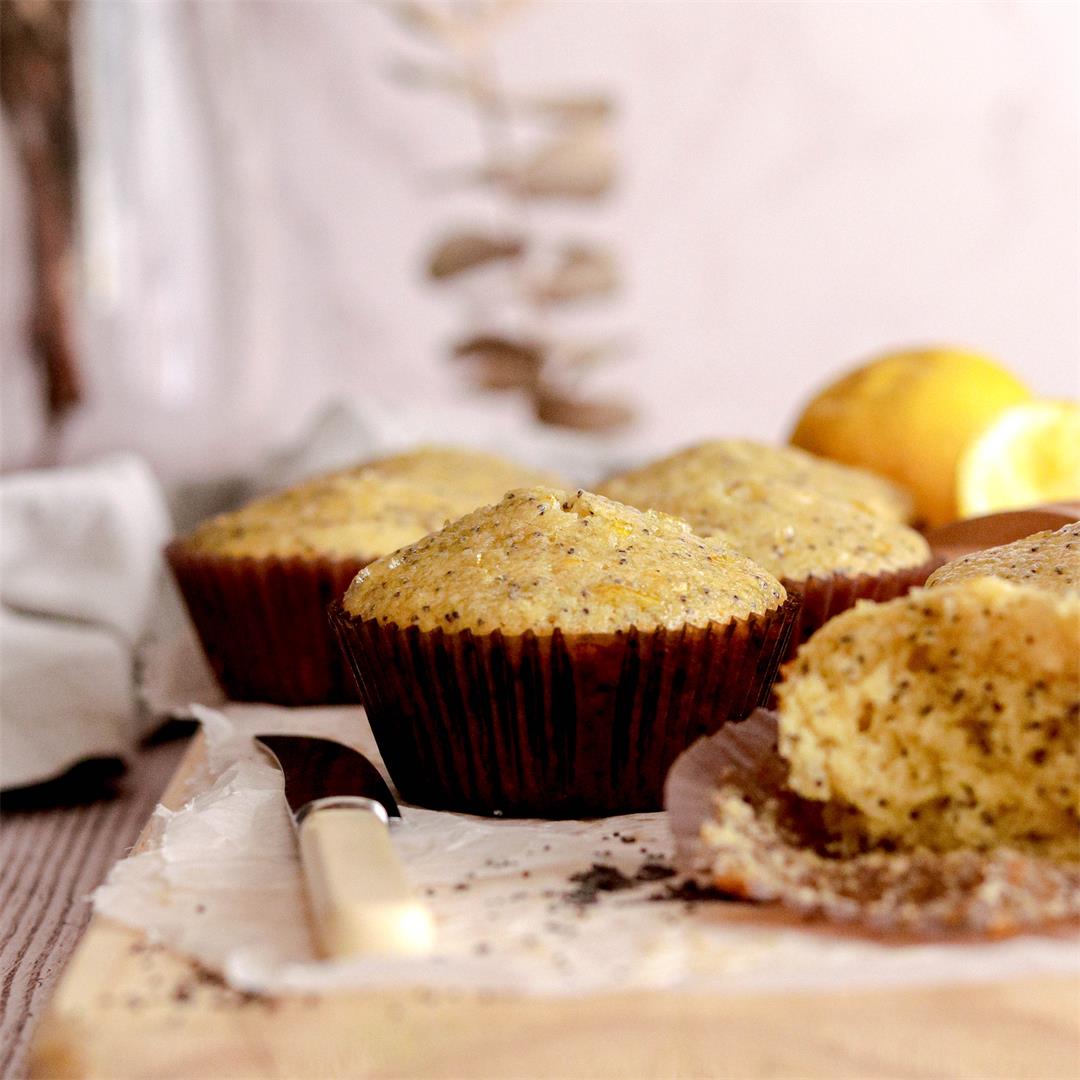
[
  {"xmin": 343, "ymin": 487, "xmax": 787, "ymax": 635},
  {"xmin": 613, "ymin": 478, "xmax": 930, "ymax": 582},
  {"xmin": 349, "ymin": 445, "xmax": 564, "ymax": 505},
  {"xmin": 599, "ymin": 439, "xmax": 914, "ymax": 523},
  {"xmin": 926, "ymin": 522, "xmax": 1079, "ymax": 598},
  {"xmin": 177, "ymin": 446, "xmax": 562, "ymax": 561},
  {"xmin": 775, "ymin": 578, "xmax": 1080, "ymax": 862}
]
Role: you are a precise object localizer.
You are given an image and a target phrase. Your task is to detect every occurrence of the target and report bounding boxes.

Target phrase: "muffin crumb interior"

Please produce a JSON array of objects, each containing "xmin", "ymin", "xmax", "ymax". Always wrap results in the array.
[{"xmin": 775, "ymin": 578, "xmax": 1080, "ymax": 862}]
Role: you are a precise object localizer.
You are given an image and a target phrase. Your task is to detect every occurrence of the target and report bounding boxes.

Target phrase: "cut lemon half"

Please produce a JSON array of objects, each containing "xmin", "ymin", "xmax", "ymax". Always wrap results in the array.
[{"xmin": 957, "ymin": 400, "xmax": 1080, "ymax": 518}]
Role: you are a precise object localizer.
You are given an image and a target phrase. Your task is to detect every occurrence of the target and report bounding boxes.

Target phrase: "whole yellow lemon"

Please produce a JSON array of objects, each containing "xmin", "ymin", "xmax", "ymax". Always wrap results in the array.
[{"xmin": 790, "ymin": 347, "xmax": 1032, "ymax": 526}]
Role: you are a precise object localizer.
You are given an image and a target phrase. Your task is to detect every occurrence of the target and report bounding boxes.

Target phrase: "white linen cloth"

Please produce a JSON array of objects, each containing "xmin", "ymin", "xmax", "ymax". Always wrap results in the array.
[{"xmin": 0, "ymin": 454, "xmax": 172, "ymax": 788}]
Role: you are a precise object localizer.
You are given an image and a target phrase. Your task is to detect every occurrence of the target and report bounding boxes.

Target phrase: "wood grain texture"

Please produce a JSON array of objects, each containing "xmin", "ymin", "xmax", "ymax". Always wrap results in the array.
[
  {"xmin": 0, "ymin": 740, "xmax": 188, "ymax": 1080},
  {"xmin": 28, "ymin": 734, "xmax": 1080, "ymax": 1079}
]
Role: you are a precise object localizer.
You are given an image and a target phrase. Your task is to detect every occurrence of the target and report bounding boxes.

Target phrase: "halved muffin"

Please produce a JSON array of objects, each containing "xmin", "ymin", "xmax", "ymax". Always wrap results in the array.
[
  {"xmin": 668, "ymin": 578, "xmax": 1080, "ymax": 932},
  {"xmin": 168, "ymin": 447, "xmax": 563, "ymax": 704},
  {"xmin": 776, "ymin": 579, "xmax": 1079, "ymax": 862},
  {"xmin": 333, "ymin": 487, "xmax": 800, "ymax": 816}
]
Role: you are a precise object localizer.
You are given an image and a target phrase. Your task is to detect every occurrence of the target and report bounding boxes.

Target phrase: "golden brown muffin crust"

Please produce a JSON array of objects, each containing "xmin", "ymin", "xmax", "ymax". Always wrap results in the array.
[
  {"xmin": 927, "ymin": 522, "xmax": 1080, "ymax": 597},
  {"xmin": 341, "ymin": 445, "xmax": 564, "ymax": 504},
  {"xmin": 599, "ymin": 439, "xmax": 914, "ymax": 523},
  {"xmin": 343, "ymin": 487, "xmax": 787, "ymax": 635},
  {"xmin": 176, "ymin": 446, "xmax": 563, "ymax": 561},
  {"xmin": 609, "ymin": 477, "xmax": 930, "ymax": 582}
]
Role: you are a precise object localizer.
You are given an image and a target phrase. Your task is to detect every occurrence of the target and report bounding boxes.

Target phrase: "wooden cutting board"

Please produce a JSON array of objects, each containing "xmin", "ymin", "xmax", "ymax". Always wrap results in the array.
[{"xmin": 29, "ymin": 735, "xmax": 1080, "ymax": 1079}]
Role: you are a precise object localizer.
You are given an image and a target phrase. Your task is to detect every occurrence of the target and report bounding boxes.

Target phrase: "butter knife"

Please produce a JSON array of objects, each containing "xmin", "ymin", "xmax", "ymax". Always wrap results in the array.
[{"xmin": 255, "ymin": 734, "xmax": 434, "ymax": 959}]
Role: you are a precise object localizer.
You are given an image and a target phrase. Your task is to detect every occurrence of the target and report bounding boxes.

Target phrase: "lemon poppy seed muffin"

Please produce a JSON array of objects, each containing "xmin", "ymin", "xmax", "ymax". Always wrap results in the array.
[
  {"xmin": 599, "ymin": 439, "xmax": 914, "ymax": 524},
  {"xmin": 926, "ymin": 522, "xmax": 1080, "ymax": 598},
  {"xmin": 168, "ymin": 446, "xmax": 564, "ymax": 705},
  {"xmin": 775, "ymin": 579, "xmax": 1080, "ymax": 862},
  {"xmin": 344, "ymin": 487, "xmax": 786, "ymax": 635},
  {"xmin": 181, "ymin": 446, "xmax": 563, "ymax": 561},
  {"xmin": 334, "ymin": 488, "xmax": 800, "ymax": 816},
  {"xmin": 178, "ymin": 473, "xmax": 469, "ymax": 561},
  {"xmin": 601, "ymin": 476, "xmax": 934, "ymax": 651},
  {"xmin": 630, "ymin": 479, "xmax": 929, "ymax": 580},
  {"xmin": 347, "ymin": 445, "xmax": 564, "ymax": 508}
]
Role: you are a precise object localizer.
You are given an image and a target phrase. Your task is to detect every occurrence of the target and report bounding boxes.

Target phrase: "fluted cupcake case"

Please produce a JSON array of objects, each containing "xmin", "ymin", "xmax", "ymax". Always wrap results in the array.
[
  {"xmin": 780, "ymin": 558, "xmax": 940, "ymax": 659},
  {"xmin": 332, "ymin": 593, "xmax": 800, "ymax": 818},
  {"xmin": 167, "ymin": 544, "xmax": 366, "ymax": 705}
]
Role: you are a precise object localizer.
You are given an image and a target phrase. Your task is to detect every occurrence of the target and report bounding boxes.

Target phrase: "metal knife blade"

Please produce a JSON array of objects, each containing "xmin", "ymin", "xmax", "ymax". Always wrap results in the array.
[{"xmin": 255, "ymin": 734, "xmax": 400, "ymax": 819}]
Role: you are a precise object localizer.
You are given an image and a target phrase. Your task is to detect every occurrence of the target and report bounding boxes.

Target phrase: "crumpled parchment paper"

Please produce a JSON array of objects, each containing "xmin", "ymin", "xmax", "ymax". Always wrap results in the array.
[{"xmin": 92, "ymin": 704, "xmax": 1080, "ymax": 997}]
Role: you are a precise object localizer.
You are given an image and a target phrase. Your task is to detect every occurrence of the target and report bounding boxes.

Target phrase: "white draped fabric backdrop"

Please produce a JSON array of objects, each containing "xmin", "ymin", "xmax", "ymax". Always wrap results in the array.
[{"xmin": 2, "ymin": 0, "xmax": 1077, "ymax": 480}]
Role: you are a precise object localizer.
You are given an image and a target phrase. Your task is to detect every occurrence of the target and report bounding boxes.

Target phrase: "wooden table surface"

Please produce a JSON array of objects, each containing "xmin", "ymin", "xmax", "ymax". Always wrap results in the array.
[
  {"xmin": 21, "ymin": 732, "xmax": 1080, "ymax": 1080},
  {"xmin": 0, "ymin": 737, "xmax": 190, "ymax": 1080}
]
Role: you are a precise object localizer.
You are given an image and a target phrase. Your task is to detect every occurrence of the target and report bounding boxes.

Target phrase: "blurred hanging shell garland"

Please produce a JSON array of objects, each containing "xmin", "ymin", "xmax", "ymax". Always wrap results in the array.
[{"xmin": 384, "ymin": 0, "xmax": 633, "ymax": 432}]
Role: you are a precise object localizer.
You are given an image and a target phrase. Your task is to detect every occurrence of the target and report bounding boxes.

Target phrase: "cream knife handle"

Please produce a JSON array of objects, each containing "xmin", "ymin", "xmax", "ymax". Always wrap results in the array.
[{"xmin": 297, "ymin": 796, "xmax": 435, "ymax": 959}]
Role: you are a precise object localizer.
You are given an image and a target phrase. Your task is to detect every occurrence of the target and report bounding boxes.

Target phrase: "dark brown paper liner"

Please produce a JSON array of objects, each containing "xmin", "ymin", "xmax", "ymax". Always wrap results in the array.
[
  {"xmin": 924, "ymin": 504, "xmax": 1080, "ymax": 565},
  {"xmin": 331, "ymin": 593, "xmax": 800, "ymax": 818},
  {"xmin": 166, "ymin": 542, "xmax": 367, "ymax": 705},
  {"xmin": 780, "ymin": 557, "xmax": 941, "ymax": 659},
  {"xmin": 665, "ymin": 710, "xmax": 1080, "ymax": 935}
]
